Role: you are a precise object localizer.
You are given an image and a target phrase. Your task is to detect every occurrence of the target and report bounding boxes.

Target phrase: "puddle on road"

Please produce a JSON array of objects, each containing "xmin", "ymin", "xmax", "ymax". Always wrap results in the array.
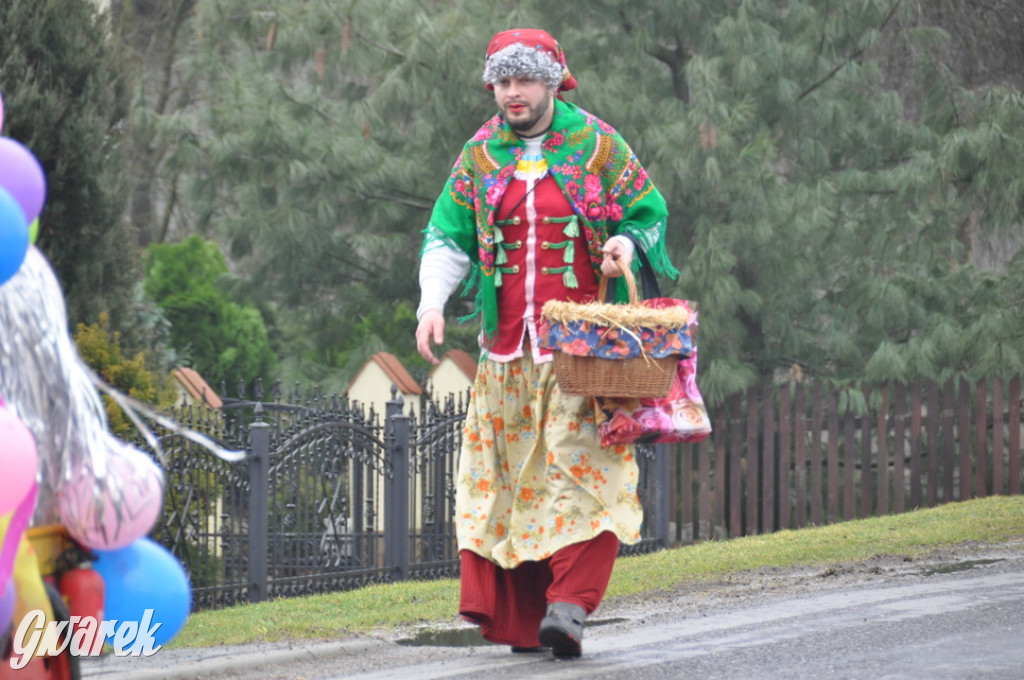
[
  {"xmin": 397, "ymin": 628, "xmax": 491, "ymax": 647},
  {"xmin": 923, "ymin": 558, "xmax": 1004, "ymax": 576},
  {"xmin": 396, "ymin": 617, "xmax": 629, "ymax": 647}
]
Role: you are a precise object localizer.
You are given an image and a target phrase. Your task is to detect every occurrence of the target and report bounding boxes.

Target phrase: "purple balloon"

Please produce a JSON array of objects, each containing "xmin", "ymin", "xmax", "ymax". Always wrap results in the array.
[
  {"xmin": 0, "ymin": 137, "xmax": 46, "ymax": 223},
  {"xmin": 0, "ymin": 578, "xmax": 13, "ymax": 633},
  {"xmin": 0, "ymin": 187, "xmax": 29, "ymax": 285}
]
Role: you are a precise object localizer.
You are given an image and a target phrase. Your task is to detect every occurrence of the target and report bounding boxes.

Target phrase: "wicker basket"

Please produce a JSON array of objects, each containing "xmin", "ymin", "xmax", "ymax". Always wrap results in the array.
[
  {"xmin": 542, "ymin": 264, "xmax": 688, "ymax": 399},
  {"xmin": 553, "ymin": 352, "xmax": 678, "ymax": 398}
]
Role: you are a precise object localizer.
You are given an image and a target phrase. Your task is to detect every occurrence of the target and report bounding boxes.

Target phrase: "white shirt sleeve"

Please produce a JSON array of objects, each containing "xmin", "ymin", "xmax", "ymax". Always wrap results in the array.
[{"xmin": 417, "ymin": 242, "xmax": 471, "ymax": 319}]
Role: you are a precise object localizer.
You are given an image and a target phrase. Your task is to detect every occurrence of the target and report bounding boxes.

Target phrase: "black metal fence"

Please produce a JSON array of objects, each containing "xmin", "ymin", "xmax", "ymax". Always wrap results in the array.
[{"xmin": 148, "ymin": 384, "xmax": 671, "ymax": 612}]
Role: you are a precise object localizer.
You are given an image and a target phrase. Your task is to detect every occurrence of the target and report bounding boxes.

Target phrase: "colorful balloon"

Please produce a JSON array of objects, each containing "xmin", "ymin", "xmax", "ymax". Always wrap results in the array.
[
  {"xmin": 93, "ymin": 538, "xmax": 191, "ymax": 648},
  {"xmin": 58, "ymin": 438, "xmax": 165, "ymax": 551},
  {"xmin": 0, "ymin": 187, "xmax": 29, "ymax": 285},
  {"xmin": 0, "ymin": 578, "xmax": 13, "ymax": 633},
  {"xmin": 0, "ymin": 403, "xmax": 38, "ymax": 516},
  {"xmin": 28, "ymin": 218, "xmax": 38, "ymax": 245},
  {"xmin": 0, "ymin": 137, "xmax": 46, "ymax": 223}
]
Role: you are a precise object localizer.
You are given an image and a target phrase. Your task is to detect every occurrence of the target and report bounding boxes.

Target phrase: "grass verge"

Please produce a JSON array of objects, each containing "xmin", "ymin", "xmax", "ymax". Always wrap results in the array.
[{"xmin": 171, "ymin": 496, "xmax": 1024, "ymax": 648}]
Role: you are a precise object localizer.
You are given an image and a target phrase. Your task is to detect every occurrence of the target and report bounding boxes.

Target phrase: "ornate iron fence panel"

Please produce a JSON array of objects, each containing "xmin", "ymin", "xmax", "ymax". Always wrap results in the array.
[
  {"xmin": 148, "ymin": 406, "xmax": 251, "ymax": 612},
  {"xmin": 408, "ymin": 393, "xmax": 467, "ymax": 580},
  {"xmin": 262, "ymin": 401, "xmax": 392, "ymax": 598}
]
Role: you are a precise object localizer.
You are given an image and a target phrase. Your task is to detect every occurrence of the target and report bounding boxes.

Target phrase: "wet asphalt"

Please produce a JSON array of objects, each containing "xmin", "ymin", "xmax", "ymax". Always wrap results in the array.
[{"xmin": 80, "ymin": 543, "xmax": 1024, "ymax": 680}]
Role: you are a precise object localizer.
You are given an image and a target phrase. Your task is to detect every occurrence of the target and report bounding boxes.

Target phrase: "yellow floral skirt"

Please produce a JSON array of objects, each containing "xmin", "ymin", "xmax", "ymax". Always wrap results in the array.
[{"xmin": 456, "ymin": 353, "xmax": 642, "ymax": 569}]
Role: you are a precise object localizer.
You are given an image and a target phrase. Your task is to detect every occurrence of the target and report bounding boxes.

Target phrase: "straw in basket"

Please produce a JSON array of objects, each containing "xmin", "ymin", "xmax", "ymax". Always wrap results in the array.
[{"xmin": 537, "ymin": 262, "xmax": 693, "ymax": 398}]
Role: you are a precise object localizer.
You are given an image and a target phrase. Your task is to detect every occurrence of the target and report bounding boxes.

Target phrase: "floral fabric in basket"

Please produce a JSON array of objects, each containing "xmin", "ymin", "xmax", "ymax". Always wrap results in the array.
[
  {"xmin": 595, "ymin": 347, "xmax": 712, "ymax": 447},
  {"xmin": 537, "ymin": 297, "xmax": 694, "ymax": 360}
]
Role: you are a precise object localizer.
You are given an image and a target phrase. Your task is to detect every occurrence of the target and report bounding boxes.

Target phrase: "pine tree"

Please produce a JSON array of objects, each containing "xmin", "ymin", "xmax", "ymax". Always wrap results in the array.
[
  {"xmin": 518, "ymin": 0, "xmax": 1024, "ymax": 401},
  {"xmin": 111, "ymin": 0, "xmax": 202, "ymax": 247},
  {"xmin": 153, "ymin": 0, "xmax": 515, "ymax": 386},
  {"xmin": 0, "ymin": 0, "xmax": 139, "ymax": 335},
  {"xmin": 131, "ymin": 0, "xmax": 1024, "ymax": 402}
]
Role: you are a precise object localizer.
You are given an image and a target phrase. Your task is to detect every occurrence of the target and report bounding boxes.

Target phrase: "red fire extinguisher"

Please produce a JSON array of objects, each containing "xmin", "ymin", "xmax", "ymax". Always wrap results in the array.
[{"xmin": 58, "ymin": 562, "xmax": 106, "ymax": 655}]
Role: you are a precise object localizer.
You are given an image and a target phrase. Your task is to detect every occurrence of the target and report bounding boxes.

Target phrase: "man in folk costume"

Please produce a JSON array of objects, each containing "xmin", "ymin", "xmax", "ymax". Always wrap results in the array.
[{"xmin": 415, "ymin": 28, "xmax": 677, "ymax": 658}]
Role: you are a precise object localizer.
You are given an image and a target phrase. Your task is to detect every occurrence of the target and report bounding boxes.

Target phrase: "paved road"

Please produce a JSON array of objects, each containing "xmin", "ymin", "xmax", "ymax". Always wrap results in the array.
[{"xmin": 81, "ymin": 544, "xmax": 1024, "ymax": 680}]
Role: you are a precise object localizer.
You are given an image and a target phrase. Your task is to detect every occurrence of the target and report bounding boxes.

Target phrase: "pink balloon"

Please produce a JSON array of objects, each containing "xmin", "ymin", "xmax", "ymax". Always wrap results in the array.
[
  {"xmin": 58, "ymin": 439, "xmax": 165, "ymax": 551},
  {"xmin": 0, "ymin": 137, "xmax": 46, "ymax": 223},
  {"xmin": 0, "ymin": 404, "xmax": 38, "ymax": 515}
]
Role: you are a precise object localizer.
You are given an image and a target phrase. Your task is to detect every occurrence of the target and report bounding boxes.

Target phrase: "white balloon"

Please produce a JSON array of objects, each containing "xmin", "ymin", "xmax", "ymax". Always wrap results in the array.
[{"xmin": 58, "ymin": 437, "xmax": 165, "ymax": 550}]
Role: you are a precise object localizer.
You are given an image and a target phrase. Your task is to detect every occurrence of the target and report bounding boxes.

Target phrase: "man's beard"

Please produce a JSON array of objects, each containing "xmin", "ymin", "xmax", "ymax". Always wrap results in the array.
[{"xmin": 506, "ymin": 95, "xmax": 551, "ymax": 134}]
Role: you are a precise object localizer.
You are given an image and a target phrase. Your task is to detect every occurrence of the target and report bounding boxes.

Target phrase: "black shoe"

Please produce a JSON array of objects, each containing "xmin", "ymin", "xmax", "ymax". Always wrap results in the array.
[
  {"xmin": 538, "ymin": 602, "xmax": 586, "ymax": 659},
  {"xmin": 510, "ymin": 646, "xmax": 549, "ymax": 653}
]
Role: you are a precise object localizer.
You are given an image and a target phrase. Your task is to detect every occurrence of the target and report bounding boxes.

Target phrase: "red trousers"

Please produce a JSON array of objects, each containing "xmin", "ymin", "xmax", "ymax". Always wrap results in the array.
[{"xmin": 458, "ymin": 531, "xmax": 620, "ymax": 648}]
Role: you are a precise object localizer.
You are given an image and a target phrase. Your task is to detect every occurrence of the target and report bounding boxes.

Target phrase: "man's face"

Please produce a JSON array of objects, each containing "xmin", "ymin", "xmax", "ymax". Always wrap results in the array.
[{"xmin": 493, "ymin": 76, "xmax": 555, "ymax": 136}]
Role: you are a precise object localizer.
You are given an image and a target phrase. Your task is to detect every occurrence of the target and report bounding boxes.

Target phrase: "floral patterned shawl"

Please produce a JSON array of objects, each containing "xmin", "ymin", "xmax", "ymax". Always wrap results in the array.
[{"xmin": 424, "ymin": 98, "xmax": 678, "ymax": 337}]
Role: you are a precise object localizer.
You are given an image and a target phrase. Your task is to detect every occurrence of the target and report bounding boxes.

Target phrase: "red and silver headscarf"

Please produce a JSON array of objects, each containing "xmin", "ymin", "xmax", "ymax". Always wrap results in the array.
[{"xmin": 482, "ymin": 28, "xmax": 577, "ymax": 93}]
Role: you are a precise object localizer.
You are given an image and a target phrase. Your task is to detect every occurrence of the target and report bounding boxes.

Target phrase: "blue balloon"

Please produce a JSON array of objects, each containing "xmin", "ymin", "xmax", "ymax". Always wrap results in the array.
[
  {"xmin": 0, "ymin": 186, "xmax": 28, "ymax": 285},
  {"xmin": 0, "ymin": 578, "xmax": 14, "ymax": 633},
  {"xmin": 93, "ymin": 538, "xmax": 191, "ymax": 648}
]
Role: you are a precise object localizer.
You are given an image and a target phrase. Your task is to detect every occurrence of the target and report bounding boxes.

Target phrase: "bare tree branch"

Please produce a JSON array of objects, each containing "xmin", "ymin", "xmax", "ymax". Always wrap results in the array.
[
  {"xmin": 798, "ymin": 1, "xmax": 902, "ymax": 102},
  {"xmin": 362, "ymin": 193, "xmax": 433, "ymax": 210}
]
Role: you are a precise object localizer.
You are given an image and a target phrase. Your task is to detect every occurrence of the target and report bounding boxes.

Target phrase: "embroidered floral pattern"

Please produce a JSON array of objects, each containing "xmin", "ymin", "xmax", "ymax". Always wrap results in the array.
[
  {"xmin": 536, "ymin": 297, "xmax": 695, "ymax": 360},
  {"xmin": 434, "ymin": 100, "xmax": 667, "ymax": 279},
  {"xmin": 537, "ymin": 317, "xmax": 691, "ymax": 359},
  {"xmin": 424, "ymin": 98, "xmax": 679, "ymax": 339}
]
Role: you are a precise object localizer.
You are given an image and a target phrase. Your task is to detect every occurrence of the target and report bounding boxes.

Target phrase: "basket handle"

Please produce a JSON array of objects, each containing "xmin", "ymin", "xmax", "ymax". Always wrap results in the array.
[{"xmin": 597, "ymin": 258, "xmax": 639, "ymax": 305}]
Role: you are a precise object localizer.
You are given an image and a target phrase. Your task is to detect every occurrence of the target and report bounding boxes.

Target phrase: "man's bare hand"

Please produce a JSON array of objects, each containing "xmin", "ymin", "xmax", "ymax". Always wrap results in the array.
[
  {"xmin": 416, "ymin": 309, "xmax": 446, "ymax": 365},
  {"xmin": 601, "ymin": 239, "xmax": 633, "ymax": 278}
]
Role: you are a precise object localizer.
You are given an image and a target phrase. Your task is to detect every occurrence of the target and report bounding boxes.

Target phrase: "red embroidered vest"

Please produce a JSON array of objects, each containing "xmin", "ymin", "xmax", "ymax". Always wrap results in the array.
[{"xmin": 484, "ymin": 174, "xmax": 599, "ymax": 360}]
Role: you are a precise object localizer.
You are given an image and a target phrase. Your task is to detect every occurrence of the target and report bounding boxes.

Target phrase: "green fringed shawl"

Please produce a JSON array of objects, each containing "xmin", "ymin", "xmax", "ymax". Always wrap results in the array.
[{"xmin": 423, "ymin": 99, "xmax": 678, "ymax": 337}]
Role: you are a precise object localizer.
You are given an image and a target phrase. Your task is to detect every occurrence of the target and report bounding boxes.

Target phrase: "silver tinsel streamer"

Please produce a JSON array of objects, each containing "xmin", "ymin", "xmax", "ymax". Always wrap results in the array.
[{"xmin": 0, "ymin": 246, "xmax": 242, "ymax": 537}]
